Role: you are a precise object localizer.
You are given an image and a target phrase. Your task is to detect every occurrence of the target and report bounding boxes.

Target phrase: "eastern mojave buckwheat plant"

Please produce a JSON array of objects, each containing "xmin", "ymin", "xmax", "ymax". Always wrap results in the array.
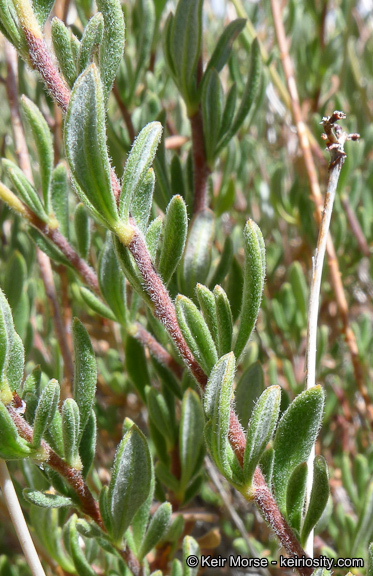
[{"xmin": 0, "ymin": 0, "xmax": 372, "ymax": 575}]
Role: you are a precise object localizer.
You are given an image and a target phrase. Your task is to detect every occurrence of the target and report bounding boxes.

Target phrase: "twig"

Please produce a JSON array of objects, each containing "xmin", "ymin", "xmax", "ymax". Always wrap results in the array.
[
  {"xmin": 341, "ymin": 194, "xmax": 370, "ymax": 257},
  {"xmin": 36, "ymin": 249, "xmax": 74, "ymax": 394},
  {"xmin": 190, "ymin": 108, "xmax": 210, "ymax": 214},
  {"xmin": 0, "ymin": 460, "xmax": 46, "ymax": 576},
  {"xmin": 270, "ymin": 0, "xmax": 371, "ymax": 425},
  {"xmin": 304, "ymin": 112, "xmax": 360, "ymax": 556}
]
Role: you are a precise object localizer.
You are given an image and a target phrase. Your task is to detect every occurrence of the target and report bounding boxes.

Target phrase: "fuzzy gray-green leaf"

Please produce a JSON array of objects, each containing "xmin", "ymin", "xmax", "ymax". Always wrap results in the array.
[
  {"xmin": 204, "ymin": 353, "xmax": 235, "ymax": 479},
  {"xmin": 301, "ymin": 456, "xmax": 329, "ymax": 546},
  {"xmin": 97, "ymin": 0, "xmax": 125, "ymax": 97},
  {"xmin": 196, "ymin": 284, "xmax": 219, "ymax": 346},
  {"xmin": 62, "ymin": 398, "xmax": 81, "ymax": 468},
  {"xmin": 80, "ymin": 288, "xmax": 116, "ymax": 321},
  {"xmin": 170, "ymin": 0, "xmax": 203, "ymax": 112},
  {"xmin": 159, "ymin": 195, "xmax": 188, "ymax": 284},
  {"xmin": 176, "ymin": 295, "xmax": 218, "ymax": 375},
  {"xmin": 234, "ymin": 219, "xmax": 265, "ymax": 360},
  {"xmin": 108, "ymin": 425, "xmax": 152, "ymax": 544},
  {"xmin": 72, "ymin": 318, "xmax": 97, "ymax": 438},
  {"xmin": 180, "ymin": 389, "xmax": 205, "ymax": 489},
  {"xmin": 51, "ymin": 163, "xmax": 69, "ymax": 239},
  {"xmin": 138, "ymin": 502, "xmax": 172, "ymax": 561},
  {"xmin": 273, "ymin": 386, "xmax": 325, "ymax": 514},
  {"xmin": 64, "ymin": 65, "xmax": 119, "ymax": 228},
  {"xmin": 0, "ymin": 401, "xmax": 33, "ymax": 459},
  {"xmin": 74, "ymin": 203, "xmax": 91, "ymax": 260},
  {"xmin": 131, "ymin": 168, "xmax": 155, "ymax": 232},
  {"xmin": 178, "ymin": 209, "xmax": 215, "ymax": 298},
  {"xmin": 203, "ymin": 19, "xmax": 246, "ymax": 81},
  {"xmin": 3, "ymin": 159, "xmax": 48, "ymax": 221},
  {"xmin": 98, "ymin": 235, "xmax": 127, "ymax": 325},
  {"xmin": 120, "ymin": 122, "xmax": 163, "ymax": 222},
  {"xmin": 202, "ymin": 69, "xmax": 223, "ymax": 165},
  {"xmin": 32, "ymin": 379, "xmax": 60, "ymax": 448},
  {"xmin": 23, "ymin": 489, "xmax": 73, "ymax": 508},
  {"xmin": 78, "ymin": 12, "xmax": 104, "ymax": 72},
  {"xmin": 213, "ymin": 285, "xmax": 233, "ymax": 356},
  {"xmin": 183, "ymin": 536, "xmax": 200, "ymax": 576},
  {"xmin": 286, "ymin": 462, "xmax": 307, "ymax": 534},
  {"xmin": 234, "ymin": 363, "xmax": 265, "ymax": 429},
  {"xmin": 243, "ymin": 385, "xmax": 281, "ymax": 487},
  {"xmin": 51, "ymin": 18, "xmax": 77, "ymax": 88}
]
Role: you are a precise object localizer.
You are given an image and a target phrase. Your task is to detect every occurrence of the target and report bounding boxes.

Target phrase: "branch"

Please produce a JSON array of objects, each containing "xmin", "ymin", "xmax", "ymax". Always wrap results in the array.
[
  {"xmin": 189, "ymin": 108, "xmax": 210, "ymax": 214},
  {"xmin": 0, "ymin": 459, "xmax": 46, "ymax": 576},
  {"xmin": 270, "ymin": 0, "xmax": 371, "ymax": 427}
]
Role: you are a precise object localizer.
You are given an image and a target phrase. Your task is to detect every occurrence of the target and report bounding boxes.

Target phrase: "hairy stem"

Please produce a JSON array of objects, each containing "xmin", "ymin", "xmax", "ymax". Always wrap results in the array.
[{"xmin": 190, "ymin": 109, "xmax": 210, "ymax": 214}]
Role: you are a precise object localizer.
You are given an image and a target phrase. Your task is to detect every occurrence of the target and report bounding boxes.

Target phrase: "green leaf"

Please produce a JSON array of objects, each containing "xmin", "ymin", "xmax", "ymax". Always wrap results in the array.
[
  {"xmin": 98, "ymin": 234, "xmax": 127, "ymax": 325},
  {"xmin": 286, "ymin": 462, "xmax": 307, "ymax": 534},
  {"xmin": 131, "ymin": 462, "xmax": 155, "ymax": 553},
  {"xmin": 125, "ymin": 335, "xmax": 150, "ymax": 403},
  {"xmin": 32, "ymin": 0, "xmax": 55, "ymax": 27},
  {"xmin": 44, "ymin": 407, "xmax": 64, "ymax": 457},
  {"xmin": 20, "ymin": 96, "xmax": 54, "ymax": 210},
  {"xmin": 131, "ymin": 0, "xmax": 155, "ymax": 96},
  {"xmin": 259, "ymin": 447, "xmax": 274, "ymax": 487},
  {"xmin": 0, "ymin": 290, "xmax": 21, "ymax": 403},
  {"xmin": 113, "ymin": 235, "xmax": 150, "ymax": 304},
  {"xmin": 64, "ymin": 65, "xmax": 119, "ymax": 229},
  {"xmin": 209, "ymin": 236, "xmax": 233, "ymax": 289},
  {"xmin": 159, "ymin": 195, "xmax": 188, "ymax": 284},
  {"xmin": 51, "ymin": 163, "xmax": 69, "ymax": 239},
  {"xmin": 32, "ymin": 379, "xmax": 60, "ymax": 448},
  {"xmin": 27, "ymin": 229, "xmax": 71, "ymax": 267},
  {"xmin": 170, "ymin": 0, "xmax": 203, "ymax": 112},
  {"xmin": 80, "ymin": 287, "xmax": 117, "ymax": 321},
  {"xmin": 217, "ymin": 37, "xmax": 261, "ymax": 153},
  {"xmin": 119, "ymin": 122, "xmax": 163, "ymax": 222},
  {"xmin": 218, "ymin": 84, "xmax": 237, "ymax": 143},
  {"xmin": 108, "ymin": 425, "xmax": 152, "ymax": 545},
  {"xmin": 2, "ymin": 159, "xmax": 48, "ymax": 221},
  {"xmin": 74, "ymin": 203, "xmax": 91, "ymax": 260},
  {"xmin": 243, "ymin": 386, "xmax": 281, "ymax": 487},
  {"xmin": 235, "ymin": 361, "xmax": 264, "ymax": 429},
  {"xmin": 146, "ymin": 387, "xmax": 176, "ymax": 446},
  {"xmin": 203, "ymin": 19, "xmax": 246, "ymax": 81},
  {"xmin": 204, "ymin": 353, "xmax": 236, "ymax": 480},
  {"xmin": 179, "ymin": 389, "xmax": 205, "ymax": 489},
  {"xmin": 146, "ymin": 216, "xmax": 162, "ymax": 262},
  {"xmin": 79, "ymin": 409, "xmax": 96, "ymax": 478},
  {"xmin": 62, "ymin": 398, "xmax": 81, "ymax": 468},
  {"xmin": 202, "ymin": 69, "xmax": 223, "ymax": 164},
  {"xmin": 226, "ymin": 255, "xmax": 243, "ymax": 322},
  {"xmin": 130, "ymin": 168, "xmax": 155, "ymax": 232},
  {"xmin": 0, "ymin": 0, "xmax": 26, "ymax": 54},
  {"xmin": 176, "ymin": 295, "xmax": 218, "ymax": 375},
  {"xmin": 67, "ymin": 515, "xmax": 97, "ymax": 576},
  {"xmin": 23, "ymin": 489, "xmax": 73, "ymax": 508},
  {"xmin": 213, "ymin": 285, "xmax": 233, "ymax": 356},
  {"xmin": 97, "ymin": 0, "xmax": 125, "ymax": 97},
  {"xmin": 183, "ymin": 536, "xmax": 200, "ymax": 576},
  {"xmin": 78, "ymin": 12, "xmax": 104, "ymax": 72},
  {"xmin": 4, "ymin": 251, "xmax": 26, "ymax": 310},
  {"xmin": 0, "ymin": 401, "xmax": 34, "ymax": 459},
  {"xmin": 72, "ymin": 318, "xmax": 97, "ymax": 438},
  {"xmin": 234, "ymin": 220, "xmax": 265, "ymax": 360},
  {"xmin": 178, "ymin": 209, "xmax": 215, "ymax": 298},
  {"xmin": 51, "ymin": 18, "xmax": 77, "ymax": 88},
  {"xmin": 196, "ymin": 284, "xmax": 218, "ymax": 346},
  {"xmin": 272, "ymin": 386, "xmax": 325, "ymax": 514},
  {"xmin": 301, "ymin": 456, "xmax": 329, "ymax": 546},
  {"xmin": 138, "ymin": 502, "xmax": 172, "ymax": 561}
]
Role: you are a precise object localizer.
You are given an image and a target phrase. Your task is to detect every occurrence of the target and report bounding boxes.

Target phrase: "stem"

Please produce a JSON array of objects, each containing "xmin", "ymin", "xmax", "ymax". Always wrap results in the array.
[
  {"xmin": 270, "ymin": 0, "xmax": 371, "ymax": 425},
  {"xmin": 112, "ymin": 83, "xmax": 136, "ymax": 142},
  {"xmin": 36, "ymin": 249, "xmax": 74, "ymax": 394},
  {"xmin": 0, "ymin": 460, "xmax": 46, "ymax": 576},
  {"xmin": 190, "ymin": 109, "xmax": 210, "ymax": 214},
  {"xmin": 126, "ymin": 224, "xmax": 312, "ymax": 574},
  {"xmin": 7, "ymin": 406, "xmax": 104, "ymax": 529}
]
